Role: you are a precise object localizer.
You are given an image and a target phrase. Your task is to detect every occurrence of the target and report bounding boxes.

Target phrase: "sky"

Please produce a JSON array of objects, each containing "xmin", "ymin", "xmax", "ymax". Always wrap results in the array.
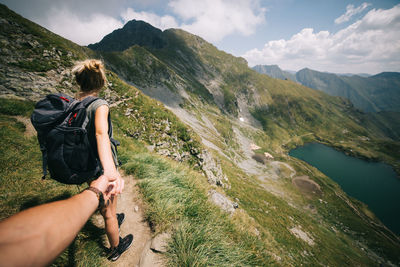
[{"xmin": 1, "ymin": 0, "xmax": 399, "ymax": 74}]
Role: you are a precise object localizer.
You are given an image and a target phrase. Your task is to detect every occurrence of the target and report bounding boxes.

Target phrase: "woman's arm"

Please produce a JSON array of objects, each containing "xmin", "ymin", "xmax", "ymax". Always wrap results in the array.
[
  {"xmin": 94, "ymin": 105, "xmax": 123, "ymax": 194},
  {"xmin": 0, "ymin": 176, "xmax": 110, "ymax": 266}
]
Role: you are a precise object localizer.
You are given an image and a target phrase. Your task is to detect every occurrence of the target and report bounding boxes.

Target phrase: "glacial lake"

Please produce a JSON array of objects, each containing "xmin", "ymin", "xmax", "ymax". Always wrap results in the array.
[{"xmin": 289, "ymin": 142, "xmax": 400, "ymax": 236}]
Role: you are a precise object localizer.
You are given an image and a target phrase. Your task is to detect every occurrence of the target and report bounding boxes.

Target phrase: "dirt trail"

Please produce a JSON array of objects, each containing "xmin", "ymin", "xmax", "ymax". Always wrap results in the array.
[
  {"xmin": 93, "ymin": 173, "xmax": 164, "ymax": 266},
  {"xmin": 14, "ymin": 115, "xmax": 36, "ymax": 137}
]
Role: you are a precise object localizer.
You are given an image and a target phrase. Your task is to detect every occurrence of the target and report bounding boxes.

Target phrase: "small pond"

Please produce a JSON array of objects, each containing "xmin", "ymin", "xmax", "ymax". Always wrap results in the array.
[{"xmin": 289, "ymin": 142, "xmax": 400, "ymax": 235}]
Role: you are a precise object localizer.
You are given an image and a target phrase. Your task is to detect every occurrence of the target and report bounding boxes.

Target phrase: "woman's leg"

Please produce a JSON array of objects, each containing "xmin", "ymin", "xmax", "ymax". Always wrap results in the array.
[{"xmin": 101, "ymin": 195, "xmax": 119, "ymax": 248}]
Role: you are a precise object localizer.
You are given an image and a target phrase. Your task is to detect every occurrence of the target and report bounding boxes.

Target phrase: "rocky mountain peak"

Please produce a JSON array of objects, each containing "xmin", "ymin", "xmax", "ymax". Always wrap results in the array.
[{"xmin": 88, "ymin": 19, "xmax": 167, "ymax": 52}]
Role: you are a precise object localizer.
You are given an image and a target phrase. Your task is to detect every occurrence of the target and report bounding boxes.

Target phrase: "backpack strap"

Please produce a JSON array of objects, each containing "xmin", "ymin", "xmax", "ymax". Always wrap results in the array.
[
  {"xmin": 80, "ymin": 96, "xmax": 100, "ymax": 107},
  {"xmin": 77, "ymin": 96, "xmax": 99, "ymax": 129},
  {"xmin": 38, "ymin": 133, "xmax": 48, "ymax": 180}
]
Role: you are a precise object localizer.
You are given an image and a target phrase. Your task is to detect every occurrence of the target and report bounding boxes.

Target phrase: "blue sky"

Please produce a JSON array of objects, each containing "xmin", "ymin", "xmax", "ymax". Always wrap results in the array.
[
  {"xmin": 1, "ymin": 0, "xmax": 399, "ymax": 74},
  {"xmin": 220, "ymin": 0, "xmax": 399, "ymax": 55}
]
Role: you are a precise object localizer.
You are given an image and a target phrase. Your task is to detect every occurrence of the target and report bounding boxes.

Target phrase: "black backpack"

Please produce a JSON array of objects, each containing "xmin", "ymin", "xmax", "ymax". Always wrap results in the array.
[{"xmin": 31, "ymin": 93, "xmax": 109, "ymax": 184}]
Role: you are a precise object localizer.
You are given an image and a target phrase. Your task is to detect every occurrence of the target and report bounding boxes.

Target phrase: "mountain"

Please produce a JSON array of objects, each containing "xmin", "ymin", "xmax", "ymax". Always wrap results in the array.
[
  {"xmin": 252, "ymin": 64, "xmax": 298, "ymax": 82},
  {"xmin": 339, "ymin": 73, "xmax": 371, "ymax": 77},
  {"xmin": 296, "ymin": 68, "xmax": 400, "ymax": 113},
  {"xmin": 1, "ymin": 4, "xmax": 400, "ymax": 266},
  {"xmin": 88, "ymin": 19, "xmax": 166, "ymax": 51},
  {"xmin": 253, "ymin": 65, "xmax": 400, "ymax": 114}
]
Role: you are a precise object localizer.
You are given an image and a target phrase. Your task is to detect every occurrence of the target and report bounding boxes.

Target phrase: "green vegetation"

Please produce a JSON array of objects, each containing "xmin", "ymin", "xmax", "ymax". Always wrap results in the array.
[
  {"xmin": 122, "ymin": 153, "xmax": 270, "ymax": 266},
  {"xmin": 106, "ymin": 72, "xmax": 203, "ymax": 167},
  {"xmin": 0, "ymin": 98, "xmax": 35, "ymax": 116},
  {"xmin": 222, "ymin": 85, "xmax": 238, "ymax": 116}
]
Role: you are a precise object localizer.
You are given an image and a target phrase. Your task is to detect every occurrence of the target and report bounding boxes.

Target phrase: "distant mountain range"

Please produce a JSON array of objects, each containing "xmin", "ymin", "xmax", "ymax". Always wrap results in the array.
[{"xmin": 253, "ymin": 65, "xmax": 400, "ymax": 113}]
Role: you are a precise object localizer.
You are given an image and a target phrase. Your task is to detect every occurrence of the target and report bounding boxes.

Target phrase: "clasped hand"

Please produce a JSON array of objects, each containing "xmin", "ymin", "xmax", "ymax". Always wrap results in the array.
[{"xmin": 89, "ymin": 173, "xmax": 125, "ymax": 202}]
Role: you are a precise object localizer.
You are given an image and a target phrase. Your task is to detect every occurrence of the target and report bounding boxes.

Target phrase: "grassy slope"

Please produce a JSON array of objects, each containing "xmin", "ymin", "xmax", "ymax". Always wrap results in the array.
[
  {"xmin": 0, "ymin": 4, "xmax": 89, "ymax": 71},
  {"xmin": 144, "ymin": 29, "xmax": 400, "ymax": 173}
]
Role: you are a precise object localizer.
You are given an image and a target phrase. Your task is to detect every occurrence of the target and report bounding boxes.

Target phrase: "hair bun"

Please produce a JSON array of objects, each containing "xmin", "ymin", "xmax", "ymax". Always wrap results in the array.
[
  {"xmin": 72, "ymin": 59, "xmax": 106, "ymax": 92},
  {"xmin": 82, "ymin": 59, "xmax": 103, "ymax": 72}
]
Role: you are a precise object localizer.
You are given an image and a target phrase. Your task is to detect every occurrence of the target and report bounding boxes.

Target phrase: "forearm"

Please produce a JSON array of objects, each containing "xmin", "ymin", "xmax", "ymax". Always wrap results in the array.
[
  {"xmin": 0, "ymin": 190, "xmax": 98, "ymax": 266},
  {"xmin": 96, "ymin": 133, "xmax": 117, "ymax": 173}
]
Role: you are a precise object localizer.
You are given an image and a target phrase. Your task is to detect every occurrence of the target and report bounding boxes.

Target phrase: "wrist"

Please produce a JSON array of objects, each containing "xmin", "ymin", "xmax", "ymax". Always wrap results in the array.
[{"xmin": 84, "ymin": 187, "xmax": 106, "ymax": 210}]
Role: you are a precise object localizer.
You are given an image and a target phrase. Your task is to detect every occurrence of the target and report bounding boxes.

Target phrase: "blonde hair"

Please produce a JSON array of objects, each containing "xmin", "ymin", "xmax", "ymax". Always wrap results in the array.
[{"xmin": 72, "ymin": 59, "xmax": 106, "ymax": 92}]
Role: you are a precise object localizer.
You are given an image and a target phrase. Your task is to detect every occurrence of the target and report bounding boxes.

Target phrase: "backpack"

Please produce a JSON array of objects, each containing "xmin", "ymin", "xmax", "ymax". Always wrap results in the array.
[{"xmin": 31, "ymin": 93, "xmax": 112, "ymax": 184}]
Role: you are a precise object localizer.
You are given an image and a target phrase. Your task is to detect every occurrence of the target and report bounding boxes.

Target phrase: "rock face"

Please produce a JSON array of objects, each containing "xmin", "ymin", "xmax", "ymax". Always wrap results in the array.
[
  {"xmin": 0, "ymin": 13, "xmax": 80, "ymax": 101},
  {"xmin": 197, "ymin": 150, "xmax": 229, "ymax": 187},
  {"xmin": 88, "ymin": 19, "xmax": 167, "ymax": 51},
  {"xmin": 209, "ymin": 189, "xmax": 237, "ymax": 214}
]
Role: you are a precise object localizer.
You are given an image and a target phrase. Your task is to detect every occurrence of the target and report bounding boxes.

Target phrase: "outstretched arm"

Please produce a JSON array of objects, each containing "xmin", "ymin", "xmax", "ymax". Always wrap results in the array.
[
  {"xmin": 94, "ymin": 105, "xmax": 124, "ymax": 194},
  {"xmin": 0, "ymin": 176, "xmax": 110, "ymax": 267}
]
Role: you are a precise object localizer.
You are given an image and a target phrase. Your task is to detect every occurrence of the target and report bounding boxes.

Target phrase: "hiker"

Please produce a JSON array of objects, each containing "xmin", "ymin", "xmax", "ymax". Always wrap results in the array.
[
  {"xmin": 0, "ymin": 175, "xmax": 114, "ymax": 266},
  {"xmin": 72, "ymin": 59, "xmax": 133, "ymax": 261}
]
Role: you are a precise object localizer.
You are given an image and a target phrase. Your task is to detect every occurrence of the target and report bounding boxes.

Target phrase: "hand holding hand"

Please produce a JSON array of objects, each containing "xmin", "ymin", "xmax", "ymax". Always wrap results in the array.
[
  {"xmin": 102, "ymin": 169, "xmax": 124, "ymax": 195},
  {"xmin": 89, "ymin": 175, "xmax": 113, "ymax": 202},
  {"xmin": 89, "ymin": 175, "xmax": 109, "ymax": 194}
]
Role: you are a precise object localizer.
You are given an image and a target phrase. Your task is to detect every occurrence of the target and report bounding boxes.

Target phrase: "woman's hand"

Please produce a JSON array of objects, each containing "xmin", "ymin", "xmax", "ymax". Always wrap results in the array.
[{"xmin": 103, "ymin": 170, "xmax": 124, "ymax": 195}]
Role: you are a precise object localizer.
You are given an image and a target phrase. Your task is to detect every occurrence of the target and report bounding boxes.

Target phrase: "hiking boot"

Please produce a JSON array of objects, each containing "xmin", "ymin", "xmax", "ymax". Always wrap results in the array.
[
  {"xmin": 108, "ymin": 234, "xmax": 134, "ymax": 261},
  {"xmin": 117, "ymin": 213, "xmax": 125, "ymax": 228}
]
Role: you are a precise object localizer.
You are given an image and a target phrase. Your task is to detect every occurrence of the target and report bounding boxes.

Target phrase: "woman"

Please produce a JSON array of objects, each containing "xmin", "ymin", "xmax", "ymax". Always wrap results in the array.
[{"xmin": 72, "ymin": 59, "xmax": 133, "ymax": 261}]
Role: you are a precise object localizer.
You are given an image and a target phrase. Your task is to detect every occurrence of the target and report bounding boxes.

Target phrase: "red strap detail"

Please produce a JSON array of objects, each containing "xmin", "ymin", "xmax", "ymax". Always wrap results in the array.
[
  {"xmin": 73, "ymin": 112, "xmax": 77, "ymax": 118},
  {"xmin": 59, "ymin": 96, "xmax": 70, "ymax": 102}
]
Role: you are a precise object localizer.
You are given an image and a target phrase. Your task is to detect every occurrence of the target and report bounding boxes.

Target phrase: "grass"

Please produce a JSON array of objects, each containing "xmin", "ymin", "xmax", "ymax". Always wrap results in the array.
[{"xmin": 121, "ymin": 151, "xmax": 272, "ymax": 266}]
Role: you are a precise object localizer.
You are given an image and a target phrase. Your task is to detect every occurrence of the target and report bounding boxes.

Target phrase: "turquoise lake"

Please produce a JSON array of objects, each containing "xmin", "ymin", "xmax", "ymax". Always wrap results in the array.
[{"xmin": 289, "ymin": 143, "xmax": 400, "ymax": 236}]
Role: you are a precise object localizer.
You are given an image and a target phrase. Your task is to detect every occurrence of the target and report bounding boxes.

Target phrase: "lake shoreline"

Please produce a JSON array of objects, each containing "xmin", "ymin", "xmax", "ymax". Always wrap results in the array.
[
  {"xmin": 285, "ymin": 137, "xmax": 400, "ymax": 178},
  {"xmin": 289, "ymin": 142, "xmax": 400, "ymax": 236}
]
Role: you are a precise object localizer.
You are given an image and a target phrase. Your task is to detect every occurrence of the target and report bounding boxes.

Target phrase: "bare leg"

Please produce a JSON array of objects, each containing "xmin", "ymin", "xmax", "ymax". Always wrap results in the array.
[{"xmin": 101, "ymin": 195, "xmax": 119, "ymax": 248}]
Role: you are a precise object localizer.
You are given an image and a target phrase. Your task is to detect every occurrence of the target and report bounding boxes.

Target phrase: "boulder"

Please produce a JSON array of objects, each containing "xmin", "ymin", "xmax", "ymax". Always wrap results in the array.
[
  {"xmin": 209, "ymin": 190, "xmax": 235, "ymax": 214},
  {"xmin": 150, "ymin": 232, "xmax": 171, "ymax": 253}
]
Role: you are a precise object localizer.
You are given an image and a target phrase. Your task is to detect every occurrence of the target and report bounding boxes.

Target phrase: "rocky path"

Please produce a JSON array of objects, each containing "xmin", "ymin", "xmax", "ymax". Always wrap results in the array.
[{"xmin": 93, "ymin": 173, "xmax": 164, "ymax": 267}]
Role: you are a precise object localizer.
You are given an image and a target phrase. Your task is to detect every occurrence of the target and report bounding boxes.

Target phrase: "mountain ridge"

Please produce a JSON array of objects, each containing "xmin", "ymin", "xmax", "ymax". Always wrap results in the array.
[
  {"xmin": 88, "ymin": 19, "xmax": 167, "ymax": 51},
  {"xmin": 253, "ymin": 64, "xmax": 400, "ymax": 113}
]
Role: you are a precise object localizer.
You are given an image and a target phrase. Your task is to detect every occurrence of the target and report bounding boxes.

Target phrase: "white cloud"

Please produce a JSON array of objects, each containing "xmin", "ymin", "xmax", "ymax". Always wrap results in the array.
[
  {"xmin": 42, "ymin": 0, "xmax": 266, "ymax": 45},
  {"xmin": 169, "ymin": 0, "xmax": 266, "ymax": 42},
  {"xmin": 120, "ymin": 8, "xmax": 178, "ymax": 30},
  {"xmin": 335, "ymin": 2, "xmax": 371, "ymax": 24},
  {"xmin": 243, "ymin": 4, "xmax": 400, "ymax": 73},
  {"xmin": 43, "ymin": 8, "xmax": 123, "ymax": 45}
]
